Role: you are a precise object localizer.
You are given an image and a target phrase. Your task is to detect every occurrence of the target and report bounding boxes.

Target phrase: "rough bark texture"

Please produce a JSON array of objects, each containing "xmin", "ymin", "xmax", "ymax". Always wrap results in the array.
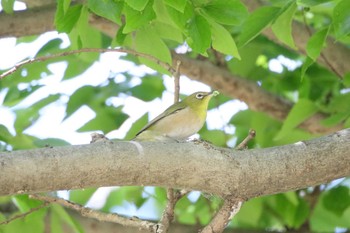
[{"xmin": 1, "ymin": 129, "xmax": 350, "ymax": 197}]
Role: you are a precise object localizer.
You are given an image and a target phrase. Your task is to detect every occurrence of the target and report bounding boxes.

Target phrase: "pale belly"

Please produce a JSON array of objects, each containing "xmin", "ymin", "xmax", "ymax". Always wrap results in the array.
[{"xmin": 149, "ymin": 107, "xmax": 205, "ymax": 139}]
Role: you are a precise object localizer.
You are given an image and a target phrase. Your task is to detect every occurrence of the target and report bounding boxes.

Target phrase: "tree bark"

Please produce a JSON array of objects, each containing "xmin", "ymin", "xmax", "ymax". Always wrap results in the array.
[{"xmin": 1, "ymin": 129, "xmax": 349, "ymax": 197}]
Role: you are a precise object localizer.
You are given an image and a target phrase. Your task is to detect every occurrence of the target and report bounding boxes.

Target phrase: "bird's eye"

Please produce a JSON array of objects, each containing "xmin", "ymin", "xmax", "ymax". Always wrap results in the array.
[{"xmin": 196, "ymin": 93, "xmax": 204, "ymax": 99}]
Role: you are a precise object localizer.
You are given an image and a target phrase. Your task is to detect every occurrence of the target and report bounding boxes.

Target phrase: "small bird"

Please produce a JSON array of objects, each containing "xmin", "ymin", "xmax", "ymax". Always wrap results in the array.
[{"xmin": 135, "ymin": 91, "xmax": 219, "ymax": 141}]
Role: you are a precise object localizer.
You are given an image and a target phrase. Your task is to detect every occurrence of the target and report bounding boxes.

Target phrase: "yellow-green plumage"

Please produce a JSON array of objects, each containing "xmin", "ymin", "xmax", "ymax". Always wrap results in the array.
[{"xmin": 135, "ymin": 91, "xmax": 218, "ymax": 141}]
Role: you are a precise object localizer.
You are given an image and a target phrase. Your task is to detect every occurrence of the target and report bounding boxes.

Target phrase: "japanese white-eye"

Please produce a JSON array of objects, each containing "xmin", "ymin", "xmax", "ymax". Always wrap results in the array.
[{"xmin": 135, "ymin": 91, "xmax": 219, "ymax": 141}]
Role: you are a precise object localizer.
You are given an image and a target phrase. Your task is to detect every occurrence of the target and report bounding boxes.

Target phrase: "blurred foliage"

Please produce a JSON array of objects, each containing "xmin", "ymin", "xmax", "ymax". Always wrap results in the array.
[{"xmin": 0, "ymin": 0, "xmax": 350, "ymax": 232}]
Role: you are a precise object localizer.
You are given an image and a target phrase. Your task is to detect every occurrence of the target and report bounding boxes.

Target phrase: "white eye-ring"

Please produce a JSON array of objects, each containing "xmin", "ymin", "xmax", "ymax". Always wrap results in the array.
[{"xmin": 196, "ymin": 93, "xmax": 204, "ymax": 99}]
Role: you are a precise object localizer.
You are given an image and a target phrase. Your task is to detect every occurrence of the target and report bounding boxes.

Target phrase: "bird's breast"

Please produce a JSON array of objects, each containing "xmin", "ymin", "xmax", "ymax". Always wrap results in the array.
[{"xmin": 149, "ymin": 107, "xmax": 205, "ymax": 139}]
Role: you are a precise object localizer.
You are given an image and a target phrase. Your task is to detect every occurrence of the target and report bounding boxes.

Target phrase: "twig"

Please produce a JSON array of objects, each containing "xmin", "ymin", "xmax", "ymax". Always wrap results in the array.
[
  {"xmin": 0, "ymin": 202, "xmax": 50, "ymax": 225},
  {"xmin": 200, "ymin": 197, "xmax": 243, "ymax": 233},
  {"xmin": 0, "ymin": 48, "xmax": 176, "ymax": 79},
  {"xmin": 236, "ymin": 129, "xmax": 256, "ymax": 150},
  {"xmin": 90, "ymin": 133, "xmax": 110, "ymax": 143},
  {"xmin": 29, "ymin": 194, "xmax": 157, "ymax": 232},
  {"xmin": 173, "ymin": 60, "xmax": 181, "ymax": 103},
  {"xmin": 157, "ymin": 189, "xmax": 189, "ymax": 233},
  {"xmin": 301, "ymin": 8, "xmax": 343, "ymax": 79},
  {"xmin": 156, "ymin": 67, "xmax": 185, "ymax": 232}
]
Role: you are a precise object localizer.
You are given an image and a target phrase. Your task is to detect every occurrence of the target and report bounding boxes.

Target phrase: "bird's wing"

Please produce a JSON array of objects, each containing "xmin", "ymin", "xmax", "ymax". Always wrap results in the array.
[{"xmin": 135, "ymin": 101, "xmax": 187, "ymax": 136}]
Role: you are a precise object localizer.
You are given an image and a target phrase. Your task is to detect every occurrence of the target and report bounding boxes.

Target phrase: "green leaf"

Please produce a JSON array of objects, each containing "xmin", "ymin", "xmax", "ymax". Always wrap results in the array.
[
  {"xmin": 333, "ymin": 0, "xmax": 350, "ymax": 39},
  {"xmin": 125, "ymin": 0, "xmax": 149, "ymax": 11},
  {"xmin": 135, "ymin": 27, "xmax": 172, "ymax": 74},
  {"xmin": 124, "ymin": 113, "xmax": 148, "ymax": 140},
  {"xmin": 1, "ymin": 0, "xmax": 15, "ymax": 13},
  {"xmin": 0, "ymin": 124, "xmax": 12, "ymax": 142},
  {"xmin": 230, "ymin": 109, "xmax": 252, "ymax": 127},
  {"xmin": 265, "ymin": 193, "xmax": 309, "ymax": 228},
  {"xmin": 187, "ymin": 14, "xmax": 211, "ymax": 54},
  {"xmin": 130, "ymin": 75, "xmax": 165, "ymax": 101},
  {"xmin": 152, "ymin": 21, "xmax": 183, "ymax": 43},
  {"xmin": 301, "ymin": 56, "xmax": 314, "ymax": 80},
  {"xmin": 36, "ymin": 38, "xmax": 64, "ymax": 56},
  {"xmin": 234, "ymin": 198, "xmax": 264, "ymax": 227},
  {"xmin": 297, "ymin": 0, "xmax": 335, "ymax": 7},
  {"xmin": 311, "ymin": 191, "xmax": 350, "ymax": 231},
  {"xmin": 123, "ymin": 0, "xmax": 156, "ymax": 33},
  {"xmin": 55, "ymin": 4, "xmax": 82, "ymax": 33},
  {"xmin": 51, "ymin": 204, "xmax": 83, "ymax": 233},
  {"xmin": 164, "ymin": 0, "xmax": 187, "ymax": 12},
  {"xmin": 65, "ymin": 86, "xmax": 96, "ymax": 118},
  {"xmin": 306, "ymin": 27, "xmax": 329, "ymax": 61},
  {"xmin": 153, "ymin": 0, "xmax": 176, "ymax": 26},
  {"xmin": 321, "ymin": 112, "xmax": 350, "ymax": 126},
  {"xmin": 199, "ymin": 129, "xmax": 228, "ymax": 147},
  {"xmin": 78, "ymin": 106, "xmax": 128, "ymax": 134},
  {"xmin": 6, "ymin": 134, "xmax": 38, "ymax": 150},
  {"xmin": 275, "ymin": 99, "xmax": 318, "ymax": 140},
  {"xmin": 33, "ymin": 138, "xmax": 71, "ymax": 147},
  {"xmin": 12, "ymin": 195, "xmax": 43, "ymax": 212},
  {"xmin": 345, "ymin": 116, "xmax": 350, "ymax": 128},
  {"xmin": 70, "ymin": 188, "xmax": 97, "ymax": 205},
  {"xmin": 202, "ymin": 0, "xmax": 248, "ymax": 25},
  {"xmin": 101, "ymin": 189, "xmax": 124, "ymax": 212},
  {"xmin": 271, "ymin": 1, "xmax": 297, "ymax": 49},
  {"xmin": 87, "ymin": 0, "xmax": 123, "ymax": 24},
  {"xmin": 101, "ymin": 187, "xmax": 147, "ymax": 212},
  {"xmin": 166, "ymin": 3, "xmax": 193, "ymax": 30},
  {"xmin": 238, "ymin": 6, "xmax": 281, "ymax": 47},
  {"xmin": 63, "ymin": 0, "xmax": 71, "ymax": 14},
  {"xmin": 209, "ymin": 21, "xmax": 241, "ymax": 59},
  {"xmin": 63, "ymin": 56, "xmax": 95, "ymax": 80},
  {"xmin": 344, "ymin": 72, "xmax": 350, "ymax": 87},
  {"xmin": 72, "ymin": 5, "xmax": 102, "ymax": 60},
  {"xmin": 176, "ymin": 197, "xmax": 196, "ymax": 224},
  {"xmin": 14, "ymin": 94, "xmax": 60, "ymax": 132},
  {"xmin": 51, "ymin": 209, "xmax": 64, "ymax": 233},
  {"xmin": 294, "ymin": 198, "xmax": 309, "ymax": 228},
  {"xmin": 3, "ymin": 85, "xmax": 42, "ymax": 107},
  {"xmin": 323, "ymin": 186, "xmax": 350, "ymax": 217}
]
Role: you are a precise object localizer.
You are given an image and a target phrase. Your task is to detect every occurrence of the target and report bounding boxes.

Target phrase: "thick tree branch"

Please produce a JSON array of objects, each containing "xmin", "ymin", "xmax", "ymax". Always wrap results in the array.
[{"xmin": 0, "ymin": 129, "xmax": 349, "ymax": 197}]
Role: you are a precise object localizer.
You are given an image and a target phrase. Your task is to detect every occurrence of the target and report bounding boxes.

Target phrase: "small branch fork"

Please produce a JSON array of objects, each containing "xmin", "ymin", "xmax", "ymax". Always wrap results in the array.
[
  {"xmin": 157, "ymin": 189, "xmax": 189, "ymax": 233},
  {"xmin": 0, "ymin": 48, "xmax": 176, "ymax": 79}
]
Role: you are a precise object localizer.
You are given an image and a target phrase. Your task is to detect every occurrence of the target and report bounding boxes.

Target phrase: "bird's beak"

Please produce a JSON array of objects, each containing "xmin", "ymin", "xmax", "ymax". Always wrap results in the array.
[{"xmin": 210, "ymin": 91, "xmax": 220, "ymax": 97}]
